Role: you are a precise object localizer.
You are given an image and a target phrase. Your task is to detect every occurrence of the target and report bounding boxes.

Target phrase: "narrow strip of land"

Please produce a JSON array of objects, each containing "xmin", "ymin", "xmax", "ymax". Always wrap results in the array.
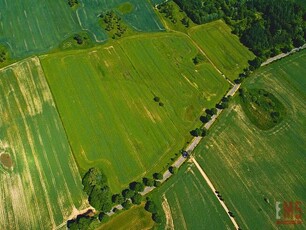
[
  {"xmin": 191, "ymin": 156, "xmax": 239, "ymax": 229},
  {"xmin": 261, "ymin": 44, "xmax": 306, "ymax": 66}
]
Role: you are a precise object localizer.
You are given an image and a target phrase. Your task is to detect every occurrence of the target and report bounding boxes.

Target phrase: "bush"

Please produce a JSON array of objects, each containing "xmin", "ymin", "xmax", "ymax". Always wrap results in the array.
[
  {"xmin": 98, "ymin": 212, "xmax": 107, "ymax": 221},
  {"xmin": 122, "ymin": 200, "xmax": 132, "ymax": 210},
  {"xmin": 190, "ymin": 128, "xmax": 206, "ymax": 137},
  {"xmin": 112, "ymin": 207, "xmax": 119, "ymax": 213},
  {"xmin": 154, "ymin": 96, "xmax": 160, "ymax": 102},
  {"xmin": 131, "ymin": 193, "xmax": 142, "ymax": 205},
  {"xmin": 152, "ymin": 213, "xmax": 162, "ymax": 223},
  {"xmin": 154, "ymin": 180, "xmax": 161, "ymax": 187},
  {"xmin": 153, "ymin": 173, "xmax": 163, "ymax": 180},
  {"xmin": 145, "ymin": 201, "xmax": 157, "ymax": 213},
  {"xmin": 168, "ymin": 166, "xmax": 178, "ymax": 174},
  {"xmin": 82, "ymin": 168, "xmax": 112, "ymax": 213},
  {"xmin": 122, "ymin": 189, "xmax": 135, "ymax": 199},
  {"xmin": 112, "ymin": 194, "xmax": 124, "ymax": 204},
  {"xmin": 143, "ymin": 177, "xmax": 154, "ymax": 187},
  {"xmin": 129, "ymin": 182, "xmax": 145, "ymax": 192}
]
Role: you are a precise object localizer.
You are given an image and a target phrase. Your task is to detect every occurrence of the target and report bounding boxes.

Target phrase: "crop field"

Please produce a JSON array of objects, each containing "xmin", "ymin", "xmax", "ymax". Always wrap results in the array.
[
  {"xmin": 0, "ymin": 0, "xmax": 164, "ymax": 59},
  {"xmin": 40, "ymin": 33, "xmax": 229, "ymax": 192},
  {"xmin": 189, "ymin": 20, "xmax": 255, "ymax": 81},
  {"xmin": 194, "ymin": 51, "xmax": 306, "ymax": 229},
  {"xmin": 77, "ymin": 0, "xmax": 164, "ymax": 41},
  {"xmin": 0, "ymin": 57, "xmax": 87, "ymax": 229},
  {"xmin": 97, "ymin": 205, "xmax": 154, "ymax": 230},
  {"xmin": 151, "ymin": 164, "xmax": 232, "ymax": 229},
  {"xmin": 0, "ymin": 0, "xmax": 82, "ymax": 58}
]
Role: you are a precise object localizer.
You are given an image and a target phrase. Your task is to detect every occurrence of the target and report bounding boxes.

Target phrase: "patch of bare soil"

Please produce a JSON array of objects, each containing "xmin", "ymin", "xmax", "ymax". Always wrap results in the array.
[{"xmin": 0, "ymin": 153, "xmax": 13, "ymax": 169}]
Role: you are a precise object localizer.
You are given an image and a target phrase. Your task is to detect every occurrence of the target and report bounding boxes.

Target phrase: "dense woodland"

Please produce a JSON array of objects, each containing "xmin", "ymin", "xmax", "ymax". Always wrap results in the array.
[{"xmin": 173, "ymin": 0, "xmax": 306, "ymax": 59}]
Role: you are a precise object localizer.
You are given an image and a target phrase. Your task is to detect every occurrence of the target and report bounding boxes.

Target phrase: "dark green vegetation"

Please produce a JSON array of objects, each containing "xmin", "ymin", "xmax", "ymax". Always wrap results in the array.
[
  {"xmin": 41, "ymin": 33, "xmax": 228, "ymax": 192},
  {"xmin": 99, "ymin": 11, "xmax": 129, "ymax": 40},
  {"xmin": 194, "ymin": 50, "xmax": 306, "ymax": 229},
  {"xmin": 190, "ymin": 128, "xmax": 207, "ymax": 137},
  {"xmin": 150, "ymin": 164, "xmax": 232, "ymax": 229},
  {"xmin": 68, "ymin": 215, "xmax": 99, "ymax": 230},
  {"xmin": 157, "ymin": 1, "xmax": 192, "ymax": 29},
  {"xmin": 0, "ymin": 46, "xmax": 9, "ymax": 64},
  {"xmin": 192, "ymin": 53, "xmax": 207, "ymax": 65},
  {"xmin": 174, "ymin": 0, "xmax": 306, "ymax": 59},
  {"xmin": 239, "ymin": 88, "xmax": 286, "ymax": 130},
  {"xmin": 60, "ymin": 32, "xmax": 94, "ymax": 50},
  {"xmin": 0, "ymin": 58, "xmax": 86, "ymax": 229},
  {"xmin": 82, "ymin": 168, "xmax": 112, "ymax": 213},
  {"xmin": 155, "ymin": 1, "xmax": 197, "ymax": 33}
]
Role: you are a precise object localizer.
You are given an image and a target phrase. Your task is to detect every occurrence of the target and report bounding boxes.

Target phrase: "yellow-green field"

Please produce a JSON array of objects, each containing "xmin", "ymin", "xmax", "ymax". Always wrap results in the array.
[
  {"xmin": 194, "ymin": 50, "xmax": 306, "ymax": 229},
  {"xmin": 151, "ymin": 164, "xmax": 232, "ymax": 229},
  {"xmin": 189, "ymin": 20, "xmax": 255, "ymax": 81},
  {"xmin": 97, "ymin": 204, "xmax": 154, "ymax": 230},
  {"xmin": 40, "ymin": 33, "xmax": 229, "ymax": 192},
  {"xmin": 0, "ymin": 57, "xmax": 87, "ymax": 229}
]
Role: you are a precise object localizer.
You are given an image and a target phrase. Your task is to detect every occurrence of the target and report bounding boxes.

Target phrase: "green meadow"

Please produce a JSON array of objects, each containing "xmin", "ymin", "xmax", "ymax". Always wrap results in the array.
[
  {"xmin": 0, "ymin": 0, "xmax": 163, "ymax": 59},
  {"xmin": 151, "ymin": 164, "xmax": 232, "ymax": 229},
  {"xmin": 0, "ymin": 0, "xmax": 81, "ymax": 58},
  {"xmin": 97, "ymin": 204, "xmax": 154, "ymax": 230},
  {"xmin": 194, "ymin": 50, "xmax": 306, "ymax": 229},
  {"xmin": 40, "ymin": 33, "xmax": 229, "ymax": 192},
  {"xmin": 189, "ymin": 20, "xmax": 255, "ymax": 81},
  {"xmin": 0, "ymin": 58, "xmax": 87, "ymax": 229}
]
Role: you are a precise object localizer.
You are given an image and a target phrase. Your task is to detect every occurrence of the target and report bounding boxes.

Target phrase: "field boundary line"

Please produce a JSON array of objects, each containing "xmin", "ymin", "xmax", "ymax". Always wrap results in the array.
[{"xmin": 190, "ymin": 156, "xmax": 240, "ymax": 230}]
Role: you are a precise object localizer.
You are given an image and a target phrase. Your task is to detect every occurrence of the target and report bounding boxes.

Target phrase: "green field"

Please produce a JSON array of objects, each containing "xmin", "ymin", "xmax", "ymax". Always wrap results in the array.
[
  {"xmin": 194, "ymin": 50, "xmax": 306, "ymax": 229},
  {"xmin": 189, "ymin": 20, "xmax": 255, "ymax": 81},
  {"xmin": 151, "ymin": 164, "xmax": 232, "ymax": 229},
  {"xmin": 0, "ymin": 58, "xmax": 87, "ymax": 229},
  {"xmin": 0, "ymin": 0, "xmax": 82, "ymax": 58},
  {"xmin": 40, "ymin": 33, "xmax": 229, "ymax": 192},
  {"xmin": 97, "ymin": 204, "xmax": 154, "ymax": 230},
  {"xmin": 77, "ymin": 0, "xmax": 164, "ymax": 41},
  {"xmin": 0, "ymin": 0, "xmax": 164, "ymax": 59}
]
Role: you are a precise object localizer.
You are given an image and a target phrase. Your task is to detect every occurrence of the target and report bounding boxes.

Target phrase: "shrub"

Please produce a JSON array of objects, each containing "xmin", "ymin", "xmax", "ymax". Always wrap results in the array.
[
  {"xmin": 122, "ymin": 200, "xmax": 132, "ymax": 210},
  {"xmin": 145, "ymin": 201, "xmax": 157, "ymax": 213},
  {"xmin": 153, "ymin": 173, "xmax": 163, "ymax": 180},
  {"xmin": 152, "ymin": 213, "xmax": 162, "ymax": 223},
  {"xmin": 168, "ymin": 166, "xmax": 178, "ymax": 174},
  {"xmin": 143, "ymin": 177, "xmax": 154, "ymax": 187}
]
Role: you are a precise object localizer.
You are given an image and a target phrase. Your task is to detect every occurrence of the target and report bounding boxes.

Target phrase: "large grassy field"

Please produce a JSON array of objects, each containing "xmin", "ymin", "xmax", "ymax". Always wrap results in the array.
[
  {"xmin": 151, "ymin": 164, "xmax": 232, "ymax": 229},
  {"xmin": 189, "ymin": 20, "xmax": 255, "ymax": 81},
  {"xmin": 97, "ymin": 204, "xmax": 154, "ymax": 230},
  {"xmin": 0, "ymin": 58, "xmax": 87, "ymax": 229},
  {"xmin": 0, "ymin": 0, "xmax": 82, "ymax": 58},
  {"xmin": 194, "ymin": 50, "xmax": 306, "ymax": 229},
  {"xmin": 0, "ymin": 0, "xmax": 163, "ymax": 59},
  {"xmin": 40, "ymin": 33, "xmax": 229, "ymax": 192},
  {"xmin": 78, "ymin": 0, "xmax": 164, "ymax": 41}
]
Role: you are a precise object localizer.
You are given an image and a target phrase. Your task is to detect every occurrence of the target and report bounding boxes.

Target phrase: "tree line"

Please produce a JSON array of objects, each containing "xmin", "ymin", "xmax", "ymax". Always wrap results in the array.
[
  {"xmin": 67, "ymin": 168, "xmax": 171, "ymax": 229},
  {"xmin": 173, "ymin": 0, "xmax": 306, "ymax": 60}
]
